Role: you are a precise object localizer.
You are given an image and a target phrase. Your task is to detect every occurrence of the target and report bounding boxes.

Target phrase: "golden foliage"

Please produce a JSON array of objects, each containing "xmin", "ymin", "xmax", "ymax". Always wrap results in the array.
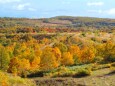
[
  {"xmin": 61, "ymin": 52, "xmax": 74, "ymax": 66},
  {"xmin": 40, "ymin": 47, "xmax": 59, "ymax": 71},
  {"xmin": 80, "ymin": 46, "xmax": 95, "ymax": 63}
]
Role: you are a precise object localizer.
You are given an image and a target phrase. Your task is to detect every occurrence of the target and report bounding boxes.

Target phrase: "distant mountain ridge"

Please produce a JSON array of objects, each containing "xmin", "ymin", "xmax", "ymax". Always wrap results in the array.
[{"xmin": 0, "ymin": 16, "xmax": 115, "ymax": 31}]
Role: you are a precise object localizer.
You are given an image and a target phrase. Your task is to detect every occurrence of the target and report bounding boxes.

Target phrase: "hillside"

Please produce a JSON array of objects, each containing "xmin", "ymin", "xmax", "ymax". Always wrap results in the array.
[
  {"xmin": 34, "ymin": 68, "xmax": 115, "ymax": 86},
  {"xmin": 0, "ymin": 16, "xmax": 115, "ymax": 33},
  {"xmin": 0, "ymin": 16, "xmax": 115, "ymax": 86}
]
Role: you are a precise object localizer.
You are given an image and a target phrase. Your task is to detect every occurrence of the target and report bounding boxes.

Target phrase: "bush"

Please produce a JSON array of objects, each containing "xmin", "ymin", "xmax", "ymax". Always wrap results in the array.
[
  {"xmin": 43, "ymin": 66, "xmax": 76, "ymax": 77},
  {"xmin": 47, "ymin": 66, "xmax": 92, "ymax": 78},
  {"xmin": 0, "ymin": 71, "xmax": 9, "ymax": 86},
  {"xmin": 91, "ymin": 63, "xmax": 111, "ymax": 71},
  {"xmin": 42, "ymin": 65, "xmax": 93, "ymax": 78},
  {"xmin": 73, "ymin": 69, "xmax": 92, "ymax": 77},
  {"xmin": 27, "ymin": 71, "xmax": 44, "ymax": 78},
  {"xmin": 109, "ymin": 67, "xmax": 115, "ymax": 74},
  {"xmin": 111, "ymin": 62, "xmax": 115, "ymax": 67},
  {"xmin": 52, "ymin": 71, "xmax": 76, "ymax": 78},
  {"xmin": 93, "ymin": 56, "xmax": 103, "ymax": 63},
  {"xmin": 104, "ymin": 56, "xmax": 115, "ymax": 62},
  {"xmin": 50, "ymin": 66, "xmax": 72, "ymax": 77},
  {"xmin": 81, "ymin": 32, "xmax": 86, "ymax": 37}
]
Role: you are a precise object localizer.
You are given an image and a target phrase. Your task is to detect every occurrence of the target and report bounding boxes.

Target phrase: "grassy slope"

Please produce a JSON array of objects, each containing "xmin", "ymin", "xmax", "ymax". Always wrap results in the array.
[
  {"xmin": 0, "ymin": 16, "xmax": 115, "ymax": 29},
  {"xmin": 33, "ymin": 68, "xmax": 115, "ymax": 86}
]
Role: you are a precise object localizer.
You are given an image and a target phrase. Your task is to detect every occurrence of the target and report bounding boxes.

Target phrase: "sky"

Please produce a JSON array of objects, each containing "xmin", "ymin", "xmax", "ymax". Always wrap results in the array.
[{"xmin": 0, "ymin": 0, "xmax": 115, "ymax": 18}]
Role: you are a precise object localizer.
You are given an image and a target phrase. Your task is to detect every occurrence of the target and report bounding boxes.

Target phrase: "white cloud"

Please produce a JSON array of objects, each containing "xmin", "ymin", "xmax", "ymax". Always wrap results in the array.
[
  {"xmin": 88, "ymin": 10, "xmax": 103, "ymax": 13},
  {"xmin": 0, "ymin": 0, "xmax": 21, "ymax": 3},
  {"xmin": 87, "ymin": 2, "xmax": 104, "ymax": 6},
  {"xmin": 106, "ymin": 8, "xmax": 115, "ymax": 15},
  {"xmin": 15, "ymin": 3, "xmax": 30, "ymax": 10},
  {"xmin": 14, "ymin": 3, "xmax": 37, "ymax": 11},
  {"xmin": 28, "ymin": 8, "xmax": 37, "ymax": 11},
  {"xmin": 87, "ymin": 8, "xmax": 115, "ymax": 16}
]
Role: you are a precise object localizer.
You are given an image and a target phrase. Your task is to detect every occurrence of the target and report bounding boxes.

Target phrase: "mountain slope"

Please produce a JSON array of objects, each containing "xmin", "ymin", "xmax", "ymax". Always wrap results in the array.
[{"xmin": 0, "ymin": 16, "xmax": 115, "ymax": 31}]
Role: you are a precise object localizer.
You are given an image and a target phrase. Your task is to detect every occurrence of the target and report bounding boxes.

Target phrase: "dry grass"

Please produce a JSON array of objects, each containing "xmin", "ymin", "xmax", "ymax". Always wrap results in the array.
[
  {"xmin": 33, "ymin": 68, "xmax": 115, "ymax": 86},
  {"xmin": 0, "ymin": 71, "xmax": 36, "ymax": 86}
]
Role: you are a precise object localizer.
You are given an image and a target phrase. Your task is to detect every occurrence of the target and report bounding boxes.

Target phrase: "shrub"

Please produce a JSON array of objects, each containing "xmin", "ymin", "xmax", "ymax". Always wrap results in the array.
[
  {"xmin": 93, "ymin": 56, "xmax": 103, "ymax": 63},
  {"xmin": 51, "ymin": 71, "xmax": 76, "ymax": 78},
  {"xmin": 81, "ymin": 32, "xmax": 86, "ymax": 37},
  {"xmin": 104, "ymin": 56, "xmax": 115, "ymax": 62},
  {"xmin": 51, "ymin": 67, "xmax": 92, "ymax": 78},
  {"xmin": 51, "ymin": 66, "xmax": 71, "ymax": 77},
  {"xmin": 109, "ymin": 67, "xmax": 115, "ymax": 74},
  {"xmin": 111, "ymin": 62, "xmax": 115, "ymax": 67},
  {"xmin": 73, "ymin": 69, "xmax": 92, "ymax": 77},
  {"xmin": 0, "ymin": 71, "xmax": 9, "ymax": 86},
  {"xmin": 91, "ymin": 63, "xmax": 111, "ymax": 71},
  {"xmin": 43, "ymin": 66, "xmax": 76, "ymax": 77}
]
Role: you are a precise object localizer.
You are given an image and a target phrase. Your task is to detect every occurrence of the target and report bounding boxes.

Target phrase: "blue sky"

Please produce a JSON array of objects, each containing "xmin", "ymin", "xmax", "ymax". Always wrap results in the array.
[{"xmin": 0, "ymin": 0, "xmax": 115, "ymax": 18}]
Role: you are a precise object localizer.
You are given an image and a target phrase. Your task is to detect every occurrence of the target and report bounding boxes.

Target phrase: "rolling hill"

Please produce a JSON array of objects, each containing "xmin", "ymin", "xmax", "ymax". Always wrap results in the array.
[{"xmin": 0, "ymin": 16, "xmax": 115, "ymax": 32}]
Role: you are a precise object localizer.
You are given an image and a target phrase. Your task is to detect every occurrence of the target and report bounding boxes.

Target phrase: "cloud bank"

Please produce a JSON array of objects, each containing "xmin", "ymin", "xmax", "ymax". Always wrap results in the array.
[
  {"xmin": 87, "ymin": 2, "xmax": 104, "ymax": 6},
  {"xmin": 88, "ymin": 8, "xmax": 115, "ymax": 15},
  {"xmin": 14, "ymin": 3, "xmax": 37, "ymax": 11},
  {"xmin": 0, "ymin": 0, "xmax": 21, "ymax": 4}
]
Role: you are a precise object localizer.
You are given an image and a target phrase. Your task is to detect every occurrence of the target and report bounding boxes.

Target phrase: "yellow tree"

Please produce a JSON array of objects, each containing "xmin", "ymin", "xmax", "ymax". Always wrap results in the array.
[
  {"xmin": 103, "ymin": 41, "xmax": 115, "ymax": 62},
  {"xmin": 0, "ymin": 71, "xmax": 9, "ymax": 86},
  {"xmin": 8, "ymin": 57, "xmax": 20, "ymax": 75},
  {"xmin": 52, "ymin": 47, "xmax": 61, "ymax": 65},
  {"xmin": 8, "ymin": 57, "xmax": 30, "ymax": 77},
  {"xmin": 19, "ymin": 58, "xmax": 30, "ymax": 77},
  {"xmin": 34, "ymin": 44, "xmax": 42, "ymax": 57},
  {"xmin": 13, "ymin": 42, "xmax": 28, "ymax": 58},
  {"xmin": 40, "ymin": 47, "xmax": 59, "ymax": 71},
  {"xmin": 95, "ymin": 41, "xmax": 115, "ymax": 62},
  {"xmin": 30, "ymin": 56, "xmax": 40, "ymax": 71},
  {"xmin": 61, "ymin": 52, "xmax": 74, "ymax": 66},
  {"xmin": 80, "ymin": 46, "xmax": 95, "ymax": 63},
  {"xmin": 69, "ymin": 45, "xmax": 81, "ymax": 64}
]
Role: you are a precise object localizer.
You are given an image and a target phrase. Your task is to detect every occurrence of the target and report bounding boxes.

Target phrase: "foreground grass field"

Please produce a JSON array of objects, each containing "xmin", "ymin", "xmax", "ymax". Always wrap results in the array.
[
  {"xmin": 29, "ymin": 63, "xmax": 115, "ymax": 86},
  {"xmin": 32, "ymin": 69, "xmax": 115, "ymax": 86},
  {"xmin": 1, "ymin": 64, "xmax": 114, "ymax": 86}
]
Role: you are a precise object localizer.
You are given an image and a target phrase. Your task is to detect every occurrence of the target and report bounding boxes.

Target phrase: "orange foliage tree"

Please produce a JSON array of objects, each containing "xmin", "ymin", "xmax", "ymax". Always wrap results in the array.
[
  {"xmin": 61, "ymin": 52, "xmax": 74, "ymax": 66},
  {"xmin": 8, "ymin": 57, "xmax": 30, "ymax": 77},
  {"xmin": 40, "ymin": 47, "xmax": 59, "ymax": 71},
  {"xmin": 80, "ymin": 46, "xmax": 95, "ymax": 63},
  {"xmin": 69, "ymin": 45, "xmax": 81, "ymax": 64}
]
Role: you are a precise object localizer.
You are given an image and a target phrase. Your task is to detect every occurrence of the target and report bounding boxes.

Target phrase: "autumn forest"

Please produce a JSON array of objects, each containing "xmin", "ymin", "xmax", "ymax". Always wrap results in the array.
[{"xmin": 0, "ymin": 16, "xmax": 115, "ymax": 86}]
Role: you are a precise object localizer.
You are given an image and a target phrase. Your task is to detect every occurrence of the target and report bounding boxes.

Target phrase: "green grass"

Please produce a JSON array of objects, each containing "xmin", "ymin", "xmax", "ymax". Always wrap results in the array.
[
  {"xmin": 91, "ymin": 63, "xmax": 111, "ymax": 71},
  {"xmin": 33, "ymin": 68, "xmax": 115, "ymax": 86},
  {"xmin": 34, "ymin": 63, "xmax": 115, "ymax": 78},
  {"xmin": 29, "ymin": 63, "xmax": 115, "ymax": 86},
  {"xmin": 42, "ymin": 64, "xmax": 93, "ymax": 78}
]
